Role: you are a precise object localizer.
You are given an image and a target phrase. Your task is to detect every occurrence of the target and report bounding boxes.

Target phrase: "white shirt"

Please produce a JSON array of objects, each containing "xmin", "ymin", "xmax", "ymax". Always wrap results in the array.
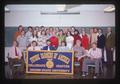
[
  {"xmin": 29, "ymin": 36, "xmax": 38, "ymax": 43},
  {"xmin": 8, "ymin": 46, "xmax": 22, "ymax": 59},
  {"xmin": 17, "ymin": 35, "xmax": 27, "ymax": 47},
  {"xmin": 28, "ymin": 46, "xmax": 40, "ymax": 51},
  {"xmin": 98, "ymin": 33, "xmax": 102, "ymax": 37},
  {"xmin": 26, "ymin": 31, "xmax": 33, "ymax": 46},
  {"xmin": 57, "ymin": 46, "xmax": 69, "ymax": 51},
  {"xmin": 37, "ymin": 35, "xmax": 48, "ymax": 47},
  {"xmin": 48, "ymin": 46, "xmax": 50, "ymax": 51},
  {"xmin": 88, "ymin": 48, "xmax": 102, "ymax": 59},
  {"xmin": 66, "ymin": 36, "xmax": 74, "ymax": 49},
  {"xmin": 26, "ymin": 31, "xmax": 32, "ymax": 38}
]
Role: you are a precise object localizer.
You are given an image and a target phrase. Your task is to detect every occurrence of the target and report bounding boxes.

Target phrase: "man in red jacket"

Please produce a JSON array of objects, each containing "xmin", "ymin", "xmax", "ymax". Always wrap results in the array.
[{"xmin": 50, "ymin": 31, "xmax": 59, "ymax": 49}]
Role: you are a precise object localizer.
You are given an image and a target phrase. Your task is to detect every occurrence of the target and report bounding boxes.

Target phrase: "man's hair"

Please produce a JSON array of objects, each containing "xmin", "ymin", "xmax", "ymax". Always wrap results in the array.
[
  {"xmin": 13, "ymin": 40, "xmax": 19, "ymax": 46},
  {"xmin": 32, "ymin": 41, "xmax": 38, "ymax": 46},
  {"xmin": 40, "ymin": 26, "xmax": 44, "ymax": 28},
  {"xmin": 91, "ymin": 42, "xmax": 97, "ymax": 45},
  {"xmin": 28, "ymin": 26, "xmax": 33, "ymax": 29},
  {"xmin": 59, "ymin": 29, "xmax": 63, "ymax": 31},
  {"xmin": 71, "ymin": 26, "xmax": 75, "ymax": 29},
  {"xmin": 74, "ymin": 29, "xmax": 80, "ymax": 34},
  {"xmin": 98, "ymin": 28, "xmax": 103, "ymax": 33},
  {"xmin": 108, "ymin": 27, "xmax": 112, "ymax": 32}
]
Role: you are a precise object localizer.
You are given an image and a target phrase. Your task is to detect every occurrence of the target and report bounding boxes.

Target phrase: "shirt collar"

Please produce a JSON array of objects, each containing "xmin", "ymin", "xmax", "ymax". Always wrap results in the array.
[
  {"xmin": 99, "ymin": 33, "xmax": 102, "ymax": 36},
  {"xmin": 93, "ymin": 48, "xmax": 96, "ymax": 51}
]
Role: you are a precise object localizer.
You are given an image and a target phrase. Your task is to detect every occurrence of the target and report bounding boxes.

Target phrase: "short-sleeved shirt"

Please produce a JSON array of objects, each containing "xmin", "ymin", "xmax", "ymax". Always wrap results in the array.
[{"xmin": 73, "ymin": 46, "xmax": 86, "ymax": 58}]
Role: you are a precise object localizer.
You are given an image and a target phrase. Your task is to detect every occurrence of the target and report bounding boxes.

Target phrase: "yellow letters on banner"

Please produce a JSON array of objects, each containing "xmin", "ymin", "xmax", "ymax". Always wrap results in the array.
[
  {"xmin": 41, "ymin": 52, "xmax": 53, "ymax": 59},
  {"xmin": 58, "ymin": 54, "xmax": 70, "ymax": 64},
  {"xmin": 30, "ymin": 54, "xmax": 40, "ymax": 63}
]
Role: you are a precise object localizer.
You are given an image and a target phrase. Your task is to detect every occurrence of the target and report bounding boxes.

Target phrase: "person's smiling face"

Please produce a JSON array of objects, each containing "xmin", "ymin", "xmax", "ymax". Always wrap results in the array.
[
  {"xmin": 47, "ymin": 41, "xmax": 51, "ymax": 46},
  {"xmin": 32, "ymin": 42, "xmax": 37, "ymax": 47},
  {"xmin": 92, "ymin": 43, "xmax": 97, "ymax": 49},
  {"xmin": 13, "ymin": 41, "xmax": 17, "ymax": 47}
]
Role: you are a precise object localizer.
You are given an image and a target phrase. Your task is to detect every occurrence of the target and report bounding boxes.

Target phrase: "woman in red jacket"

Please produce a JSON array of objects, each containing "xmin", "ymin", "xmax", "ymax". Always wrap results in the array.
[
  {"xmin": 73, "ymin": 29, "xmax": 81, "ymax": 46},
  {"xmin": 49, "ymin": 31, "xmax": 59, "ymax": 49},
  {"xmin": 80, "ymin": 29, "xmax": 89, "ymax": 49}
]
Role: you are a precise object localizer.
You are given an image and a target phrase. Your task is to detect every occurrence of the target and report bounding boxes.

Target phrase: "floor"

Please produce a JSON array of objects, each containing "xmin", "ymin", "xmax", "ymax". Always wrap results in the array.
[{"xmin": 5, "ymin": 63, "xmax": 115, "ymax": 79}]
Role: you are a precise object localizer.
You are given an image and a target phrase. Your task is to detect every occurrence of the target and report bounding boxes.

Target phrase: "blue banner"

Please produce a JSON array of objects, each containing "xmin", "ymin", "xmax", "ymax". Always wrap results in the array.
[{"xmin": 26, "ymin": 50, "xmax": 74, "ymax": 74}]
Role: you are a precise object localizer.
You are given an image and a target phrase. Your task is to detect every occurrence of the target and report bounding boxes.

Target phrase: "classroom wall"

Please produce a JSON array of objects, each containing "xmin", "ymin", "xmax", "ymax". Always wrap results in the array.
[{"xmin": 5, "ymin": 11, "xmax": 115, "ymax": 27}]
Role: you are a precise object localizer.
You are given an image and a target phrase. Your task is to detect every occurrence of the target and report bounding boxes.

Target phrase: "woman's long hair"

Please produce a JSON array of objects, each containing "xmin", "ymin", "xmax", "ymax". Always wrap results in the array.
[{"xmin": 32, "ymin": 30, "xmax": 38, "ymax": 38}]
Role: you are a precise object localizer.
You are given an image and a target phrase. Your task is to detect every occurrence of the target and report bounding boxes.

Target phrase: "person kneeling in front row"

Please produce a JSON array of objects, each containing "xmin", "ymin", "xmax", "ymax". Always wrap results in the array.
[
  {"xmin": 42, "ymin": 39, "xmax": 56, "ymax": 50},
  {"xmin": 28, "ymin": 41, "xmax": 40, "ymax": 50}
]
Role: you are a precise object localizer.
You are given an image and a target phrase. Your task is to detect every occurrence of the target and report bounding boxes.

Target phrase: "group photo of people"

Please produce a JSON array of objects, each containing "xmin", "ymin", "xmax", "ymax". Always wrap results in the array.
[
  {"xmin": 5, "ymin": 4, "xmax": 115, "ymax": 79},
  {"xmin": 7, "ymin": 25, "xmax": 115, "ymax": 79}
]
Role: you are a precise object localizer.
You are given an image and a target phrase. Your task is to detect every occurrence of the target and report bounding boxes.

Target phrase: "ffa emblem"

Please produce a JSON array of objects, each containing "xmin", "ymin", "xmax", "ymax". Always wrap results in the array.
[{"xmin": 46, "ymin": 59, "xmax": 54, "ymax": 68}]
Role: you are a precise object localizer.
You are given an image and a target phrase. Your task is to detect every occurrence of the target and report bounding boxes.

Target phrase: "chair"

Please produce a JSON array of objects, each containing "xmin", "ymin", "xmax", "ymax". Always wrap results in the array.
[
  {"xmin": 87, "ymin": 59, "xmax": 103, "ymax": 75},
  {"xmin": 5, "ymin": 60, "xmax": 13, "ymax": 79},
  {"xmin": 7, "ymin": 53, "xmax": 22, "ymax": 77},
  {"xmin": 74, "ymin": 57, "xmax": 80, "ymax": 74}
]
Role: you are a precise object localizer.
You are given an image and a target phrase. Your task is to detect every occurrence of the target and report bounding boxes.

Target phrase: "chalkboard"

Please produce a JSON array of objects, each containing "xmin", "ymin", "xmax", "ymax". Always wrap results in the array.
[
  {"xmin": 5, "ymin": 27, "xmax": 27, "ymax": 47},
  {"xmin": 5, "ymin": 27, "xmax": 115, "ymax": 47}
]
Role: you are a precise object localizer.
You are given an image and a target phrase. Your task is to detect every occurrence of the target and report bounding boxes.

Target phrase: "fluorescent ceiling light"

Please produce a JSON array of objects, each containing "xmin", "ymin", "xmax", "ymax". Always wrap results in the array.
[
  {"xmin": 41, "ymin": 12, "xmax": 80, "ymax": 15},
  {"xmin": 104, "ymin": 5, "xmax": 115, "ymax": 12},
  {"xmin": 56, "ymin": 4, "xmax": 66, "ymax": 11}
]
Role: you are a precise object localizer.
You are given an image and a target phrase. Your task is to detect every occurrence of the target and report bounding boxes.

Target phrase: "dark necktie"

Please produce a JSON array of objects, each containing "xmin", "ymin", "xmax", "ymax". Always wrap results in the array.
[
  {"xmin": 15, "ymin": 47, "xmax": 18, "ymax": 56},
  {"xmin": 33, "ymin": 47, "xmax": 35, "ymax": 50}
]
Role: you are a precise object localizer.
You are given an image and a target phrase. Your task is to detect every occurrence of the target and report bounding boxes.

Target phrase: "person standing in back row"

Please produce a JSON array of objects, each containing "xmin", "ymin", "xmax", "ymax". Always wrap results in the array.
[
  {"xmin": 105, "ymin": 27, "xmax": 115, "ymax": 66},
  {"xmin": 80, "ymin": 28, "xmax": 89, "ymax": 50},
  {"xmin": 26, "ymin": 26, "xmax": 33, "ymax": 46},
  {"xmin": 28, "ymin": 30, "xmax": 38, "ymax": 45},
  {"xmin": 73, "ymin": 29, "xmax": 81, "ymax": 46},
  {"xmin": 13, "ymin": 25, "xmax": 24, "ymax": 41},
  {"xmin": 97, "ymin": 28, "xmax": 105, "ymax": 62},
  {"xmin": 66, "ymin": 31, "xmax": 74, "ymax": 50},
  {"xmin": 49, "ymin": 30, "xmax": 59, "ymax": 49},
  {"xmin": 90, "ymin": 28, "xmax": 99, "ymax": 44},
  {"xmin": 57, "ymin": 29, "xmax": 66, "ymax": 46},
  {"xmin": 17, "ymin": 30, "xmax": 27, "ymax": 52}
]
